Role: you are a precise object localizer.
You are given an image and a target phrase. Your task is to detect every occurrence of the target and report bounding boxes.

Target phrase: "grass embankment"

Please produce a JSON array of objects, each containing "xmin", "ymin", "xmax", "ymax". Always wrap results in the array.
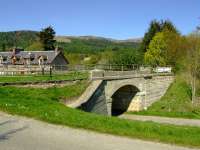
[
  {"xmin": 0, "ymin": 71, "xmax": 88, "ymax": 83},
  {"xmin": 0, "ymin": 83, "xmax": 200, "ymax": 148},
  {"xmin": 130, "ymin": 75, "xmax": 200, "ymax": 119}
]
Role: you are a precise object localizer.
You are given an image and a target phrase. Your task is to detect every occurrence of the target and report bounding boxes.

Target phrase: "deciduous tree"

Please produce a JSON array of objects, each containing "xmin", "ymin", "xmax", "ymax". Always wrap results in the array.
[
  {"xmin": 140, "ymin": 20, "xmax": 179, "ymax": 54},
  {"xmin": 185, "ymin": 33, "xmax": 200, "ymax": 104}
]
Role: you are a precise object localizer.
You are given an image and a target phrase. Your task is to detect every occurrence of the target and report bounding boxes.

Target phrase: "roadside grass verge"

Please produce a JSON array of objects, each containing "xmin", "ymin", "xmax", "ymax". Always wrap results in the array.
[
  {"xmin": 0, "ymin": 71, "xmax": 88, "ymax": 83},
  {"xmin": 129, "ymin": 75, "xmax": 200, "ymax": 119},
  {"xmin": 0, "ymin": 85, "xmax": 200, "ymax": 148},
  {"xmin": 0, "ymin": 81, "xmax": 88, "ymax": 103}
]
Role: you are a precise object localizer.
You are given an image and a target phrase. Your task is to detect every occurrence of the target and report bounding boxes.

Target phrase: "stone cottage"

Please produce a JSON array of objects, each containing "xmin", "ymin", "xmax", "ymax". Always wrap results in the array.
[{"xmin": 0, "ymin": 48, "xmax": 69, "ymax": 68}]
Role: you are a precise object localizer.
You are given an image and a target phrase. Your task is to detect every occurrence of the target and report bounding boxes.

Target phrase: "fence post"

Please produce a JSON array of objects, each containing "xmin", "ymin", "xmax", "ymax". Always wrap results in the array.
[
  {"xmin": 42, "ymin": 67, "xmax": 44, "ymax": 75},
  {"xmin": 50, "ymin": 66, "xmax": 52, "ymax": 79},
  {"xmin": 132, "ymin": 64, "xmax": 134, "ymax": 70}
]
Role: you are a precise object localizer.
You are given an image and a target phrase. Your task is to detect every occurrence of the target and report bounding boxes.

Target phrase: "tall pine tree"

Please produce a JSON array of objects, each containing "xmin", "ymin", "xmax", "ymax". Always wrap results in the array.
[
  {"xmin": 38, "ymin": 26, "xmax": 56, "ymax": 50},
  {"xmin": 140, "ymin": 20, "xmax": 161, "ymax": 53},
  {"xmin": 161, "ymin": 20, "xmax": 179, "ymax": 34}
]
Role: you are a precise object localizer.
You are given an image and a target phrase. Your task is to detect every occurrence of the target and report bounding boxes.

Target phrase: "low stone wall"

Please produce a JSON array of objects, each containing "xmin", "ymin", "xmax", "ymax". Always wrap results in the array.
[{"xmin": 0, "ymin": 79, "xmax": 86, "ymax": 88}]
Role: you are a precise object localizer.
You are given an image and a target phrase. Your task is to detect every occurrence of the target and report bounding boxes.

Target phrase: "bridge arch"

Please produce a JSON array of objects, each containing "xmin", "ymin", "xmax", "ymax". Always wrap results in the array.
[{"xmin": 110, "ymin": 84, "xmax": 140, "ymax": 116}]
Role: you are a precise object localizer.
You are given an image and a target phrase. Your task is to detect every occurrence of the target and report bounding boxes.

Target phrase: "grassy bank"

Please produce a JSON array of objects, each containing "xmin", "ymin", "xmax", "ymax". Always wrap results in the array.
[
  {"xmin": 130, "ymin": 75, "xmax": 200, "ymax": 119},
  {"xmin": 0, "ymin": 71, "xmax": 88, "ymax": 83},
  {"xmin": 0, "ymin": 84, "xmax": 200, "ymax": 148}
]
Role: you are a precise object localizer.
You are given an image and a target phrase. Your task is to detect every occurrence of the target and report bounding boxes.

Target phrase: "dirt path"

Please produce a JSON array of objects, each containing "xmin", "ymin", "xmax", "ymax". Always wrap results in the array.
[
  {"xmin": 0, "ymin": 112, "xmax": 198, "ymax": 150},
  {"xmin": 120, "ymin": 114, "xmax": 200, "ymax": 127}
]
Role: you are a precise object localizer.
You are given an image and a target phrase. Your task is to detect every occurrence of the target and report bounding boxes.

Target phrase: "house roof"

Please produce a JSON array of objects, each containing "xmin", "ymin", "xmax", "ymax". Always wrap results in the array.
[{"xmin": 0, "ymin": 50, "xmax": 61, "ymax": 65}]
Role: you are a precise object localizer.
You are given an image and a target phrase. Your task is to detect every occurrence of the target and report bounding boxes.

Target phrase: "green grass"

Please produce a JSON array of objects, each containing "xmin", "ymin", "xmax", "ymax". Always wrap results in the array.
[
  {"xmin": 130, "ymin": 75, "xmax": 200, "ymax": 119},
  {"xmin": 0, "ymin": 84, "xmax": 200, "ymax": 148},
  {"xmin": 0, "ymin": 71, "xmax": 88, "ymax": 83}
]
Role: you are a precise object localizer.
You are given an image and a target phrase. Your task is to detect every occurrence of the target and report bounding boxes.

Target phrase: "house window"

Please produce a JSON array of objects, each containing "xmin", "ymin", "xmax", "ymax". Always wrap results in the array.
[
  {"xmin": 3, "ymin": 56, "xmax": 7, "ymax": 62},
  {"xmin": 30, "ymin": 57, "xmax": 35, "ymax": 61},
  {"xmin": 29, "ymin": 53, "xmax": 35, "ymax": 61},
  {"xmin": 16, "ymin": 57, "xmax": 20, "ymax": 61},
  {"xmin": 43, "ymin": 55, "xmax": 48, "ymax": 61}
]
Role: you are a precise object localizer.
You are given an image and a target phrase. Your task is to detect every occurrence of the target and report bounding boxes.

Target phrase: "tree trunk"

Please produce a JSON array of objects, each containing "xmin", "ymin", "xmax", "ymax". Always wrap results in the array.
[{"xmin": 191, "ymin": 76, "xmax": 196, "ymax": 104}]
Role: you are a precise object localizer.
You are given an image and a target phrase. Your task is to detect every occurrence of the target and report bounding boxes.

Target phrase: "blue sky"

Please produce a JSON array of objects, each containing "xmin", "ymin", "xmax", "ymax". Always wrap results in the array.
[{"xmin": 0, "ymin": 0, "xmax": 199, "ymax": 39}]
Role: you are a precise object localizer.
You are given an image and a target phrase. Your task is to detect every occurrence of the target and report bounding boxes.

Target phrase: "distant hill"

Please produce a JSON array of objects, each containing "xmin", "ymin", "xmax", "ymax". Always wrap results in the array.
[
  {"xmin": 55, "ymin": 35, "xmax": 142, "ymax": 43},
  {"xmin": 0, "ymin": 31, "xmax": 141, "ymax": 53}
]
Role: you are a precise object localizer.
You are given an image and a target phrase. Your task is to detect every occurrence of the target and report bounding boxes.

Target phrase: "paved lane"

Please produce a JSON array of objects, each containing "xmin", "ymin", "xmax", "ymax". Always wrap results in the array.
[
  {"xmin": 120, "ymin": 114, "xmax": 200, "ymax": 127},
  {"xmin": 0, "ymin": 112, "xmax": 198, "ymax": 150}
]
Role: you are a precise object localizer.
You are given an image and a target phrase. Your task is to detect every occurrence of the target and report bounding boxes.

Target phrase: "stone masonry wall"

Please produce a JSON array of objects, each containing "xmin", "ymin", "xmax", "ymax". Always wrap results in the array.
[
  {"xmin": 75, "ymin": 75, "xmax": 174, "ymax": 115},
  {"xmin": 144, "ymin": 76, "xmax": 174, "ymax": 108}
]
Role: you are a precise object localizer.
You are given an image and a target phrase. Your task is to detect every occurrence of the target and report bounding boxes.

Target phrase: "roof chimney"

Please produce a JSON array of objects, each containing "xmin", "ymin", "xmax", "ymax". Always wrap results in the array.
[
  {"xmin": 12, "ymin": 47, "xmax": 16, "ymax": 54},
  {"xmin": 12, "ymin": 47, "xmax": 23, "ymax": 55},
  {"xmin": 55, "ymin": 46, "xmax": 60, "ymax": 55},
  {"xmin": 55, "ymin": 46, "xmax": 62, "ymax": 55}
]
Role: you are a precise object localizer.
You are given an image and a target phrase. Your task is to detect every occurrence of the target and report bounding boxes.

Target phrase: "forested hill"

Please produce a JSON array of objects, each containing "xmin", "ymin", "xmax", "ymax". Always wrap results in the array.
[
  {"xmin": 0, "ymin": 31, "xmax": 140, "ymax": 53},
  {"xmin": 0, "ymin": 31, "xmax": 38, "ymax": 50}
]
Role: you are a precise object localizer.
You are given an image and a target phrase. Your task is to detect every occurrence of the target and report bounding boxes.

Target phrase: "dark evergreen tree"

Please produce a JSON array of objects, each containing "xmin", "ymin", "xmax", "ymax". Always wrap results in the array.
[
  {"xmin": 161, "ymin": 20, "xmax": 179, "ymax": 34},
  {"xmin": 140, "ymin": 20, "xmax": 161, "ymax": 53},
  {"xmin": 38, "ymin": 26, "xmax": 56, "ymax": 50},
  {"xmin": 140, "ymin": 20, "xmax": 179, "ymax": 54},
  {"xmin": 2, "ymin": 43, "xmax": 6, "ymax": 51},
  {"xmin": 197, "ymin": 22, "xmax": 200, "ymax": 31}
]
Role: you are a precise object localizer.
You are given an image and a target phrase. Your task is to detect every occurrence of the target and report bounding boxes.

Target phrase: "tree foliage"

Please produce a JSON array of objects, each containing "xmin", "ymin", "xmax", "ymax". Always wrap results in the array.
[
  {"xmin": 57, "ymin": 38, "xmax": 139, "ymax": 54},
  {"xmin": 1, "ymin": 43, "xmax": 6, "ymax": 51},
  {"xmin": 0, "ymin": 31, "xmax": 38, "ymax": 50},
  {"xmin": 38, "ymin": 26, "xmax": 56, "ymax": 50},
  {"xmin": 161, "ymin": 20, "xmax": 179, "ymax": 34},
  {"xmin": 162, "ymin": 30, "xmax": 185, "ymax": 67},
  {"xmin": 144, "ymin": 32, "xmax": 167, "ymax": 66},
  {"xmin": 140, "ymin": 20, "xmax": 179, "ymax": 53},
  {"xmin": 111, "ymin": 48, "xmax": 143, "ymax": 65},
  {"xmin": 26, "ymin": 41, "xmax": 44, "ymax": 51},
  {"xmin": 184, "ymin": 33, "xmax": 200, "ymax": 103},
  {"xmin": 140, "ymin": 20, "xmax": 161, "ymax": 53}
]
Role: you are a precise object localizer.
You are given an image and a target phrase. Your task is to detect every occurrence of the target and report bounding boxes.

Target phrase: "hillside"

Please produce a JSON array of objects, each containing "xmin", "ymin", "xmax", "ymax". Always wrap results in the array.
[
  {"xmin": 0, "ymin": 31, "xmax": 140, "ymax": 53},
  {"xmin": 56, "ymin": 36, "xmax": 140, "ymax": 53},
  {"xmin": 0, "ymin": 31, "xmax": 38, "ymax": 50}
]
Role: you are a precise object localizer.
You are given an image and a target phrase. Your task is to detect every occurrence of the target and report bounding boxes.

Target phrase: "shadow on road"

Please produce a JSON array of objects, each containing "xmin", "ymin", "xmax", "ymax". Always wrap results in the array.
[
  {"xmin": 0, "ymin": 119, "xmax": 29, "ymax": 142},
  {"xmin": 0, "ymin": 119, "xmax": 18, "ymax": 126}
]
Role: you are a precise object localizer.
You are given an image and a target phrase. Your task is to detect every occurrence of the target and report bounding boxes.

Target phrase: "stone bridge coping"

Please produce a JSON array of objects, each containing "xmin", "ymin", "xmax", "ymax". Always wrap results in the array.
[{"xmin": 92, "ymin": 72, "xmax": 174, "ymax": 80}]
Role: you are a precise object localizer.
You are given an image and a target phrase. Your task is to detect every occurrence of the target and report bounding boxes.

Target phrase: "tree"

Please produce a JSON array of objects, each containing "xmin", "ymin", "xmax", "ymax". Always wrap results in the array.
[
  {"xmin": 1, "ymin": 43, "xmax": 6, "ymax": 51},
  {"xmin": 140, "ymin": 20, "xmax": 161, "ymax": 53},
  {"xmin": 144, "ymin": 32, "xmax": 167, "ymax": 66},
  {"xmin": 161, "ymin": 20, "xmax": 179, "ymax": 34},
  {"xmin": 38, "ymin": 26, "xmax": 56, "ymax": 50},
  {"xmin": 185, "ymin": 33, "xmax": 200, "ymax": 104},
  {"xmin": 111, "ymin": 48, "xmax": 142, "ymax": 66},
  {"xmin": 140, "ymin": 20, "xmax": 179, "ymax": 54},
  {"xmin": 162, "ymin": 30, "xmax": 184, "ymax": 67},
  {"xmin": 197, "ymin": 18, "xmax": 200, "ymax": 31},
  {"xmin": 26, "ymin": 41, "xmax": 44, "ymax": 51}
]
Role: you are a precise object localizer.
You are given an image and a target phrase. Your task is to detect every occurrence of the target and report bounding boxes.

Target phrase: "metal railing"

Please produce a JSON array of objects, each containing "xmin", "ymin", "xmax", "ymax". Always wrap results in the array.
[{"xmin": 0, "ymin": 64, "xmax": 172, "ymax": 76}]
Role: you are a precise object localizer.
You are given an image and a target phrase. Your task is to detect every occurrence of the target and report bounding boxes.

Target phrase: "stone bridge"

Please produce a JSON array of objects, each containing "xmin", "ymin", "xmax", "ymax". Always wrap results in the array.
[{"xmin": 68, "ymin": 71, "xmax": 174, "ymax": 116}]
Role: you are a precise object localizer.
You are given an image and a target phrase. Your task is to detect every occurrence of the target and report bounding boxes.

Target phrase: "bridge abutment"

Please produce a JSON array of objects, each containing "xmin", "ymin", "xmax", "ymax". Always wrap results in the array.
[{"xmin": 127, "ymin": 91, "xmax": 146, "ymax": 112}]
